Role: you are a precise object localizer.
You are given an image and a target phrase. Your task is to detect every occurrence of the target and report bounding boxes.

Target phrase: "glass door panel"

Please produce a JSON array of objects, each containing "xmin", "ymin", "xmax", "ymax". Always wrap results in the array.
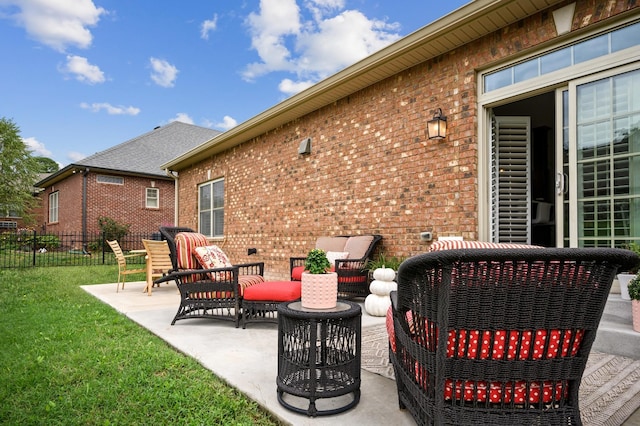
[{"xmin": 572, "ymin": 68, "xmax": 640, "ymax": 247}]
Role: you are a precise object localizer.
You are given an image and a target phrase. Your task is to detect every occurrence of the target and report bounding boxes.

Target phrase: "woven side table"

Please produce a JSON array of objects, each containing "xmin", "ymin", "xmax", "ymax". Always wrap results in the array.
[{"xmin": 276, "ymin": 300, "xmax": 361, "ymax": 417}]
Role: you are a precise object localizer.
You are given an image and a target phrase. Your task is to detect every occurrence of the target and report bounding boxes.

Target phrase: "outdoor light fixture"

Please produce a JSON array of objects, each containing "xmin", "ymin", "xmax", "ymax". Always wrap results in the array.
[{"xmin": 427, "ymin": 108, "xmax": 447, "ymax": 140}]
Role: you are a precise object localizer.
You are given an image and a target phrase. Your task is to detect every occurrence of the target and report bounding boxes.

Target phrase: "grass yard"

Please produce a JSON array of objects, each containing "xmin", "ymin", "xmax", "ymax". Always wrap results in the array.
[{"xmin": 0, "ymin": 266, "xmax": 280, "ymax": 425}]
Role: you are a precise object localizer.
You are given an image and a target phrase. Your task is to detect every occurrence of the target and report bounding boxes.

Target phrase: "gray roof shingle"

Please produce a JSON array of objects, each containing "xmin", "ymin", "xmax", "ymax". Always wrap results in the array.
[{"xmin": 76, "ymin": 121, "xmax": 221, "ymax": 176}]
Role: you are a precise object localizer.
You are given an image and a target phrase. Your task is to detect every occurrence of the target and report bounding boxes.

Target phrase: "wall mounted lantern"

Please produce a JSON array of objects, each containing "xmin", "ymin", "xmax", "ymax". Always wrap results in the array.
[{"xmin": 427, "ymin": 108, "xmax": 447, "ymax": 140}]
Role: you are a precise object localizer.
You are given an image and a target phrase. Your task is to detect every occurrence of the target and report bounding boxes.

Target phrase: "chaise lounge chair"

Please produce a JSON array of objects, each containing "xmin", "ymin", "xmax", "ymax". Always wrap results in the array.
[{"xmin": 155, "ymin": 230, "xmax": 264, "ymax": 327}]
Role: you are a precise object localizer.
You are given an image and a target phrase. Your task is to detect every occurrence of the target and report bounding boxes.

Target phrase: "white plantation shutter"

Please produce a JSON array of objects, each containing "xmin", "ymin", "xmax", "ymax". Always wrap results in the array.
[{"xmin": 491, "ymin": 116, "xmax": 531, "ymax": 244}]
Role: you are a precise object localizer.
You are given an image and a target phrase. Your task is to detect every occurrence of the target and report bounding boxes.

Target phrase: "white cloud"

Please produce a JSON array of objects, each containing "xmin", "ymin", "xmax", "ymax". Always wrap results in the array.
[
  {"xmin": 296, "ymin": 10, "xmax": 400, "ymax": 78},
  {"xmin": 201, "ymin": 14, "xmax": 218, "ymax": 40},
  {"xmin": 0, "ymin": 0, "xmax": 106, "ymax": 52},
  {"xmin": 67, "ymin": 151, "xmax": 87, "ymax": 162},
  {"xmin": 242, "ymin": 1, "xmax": 401, "ymax": 96},
  {"xmin": 169, "ymin": 113, "xmax": 194, "ymax": 124},
  {"xmin": 278, "ymin": 78, "xmax": 314, "ymax": 96},
  {"xmin": 23, "ymin": 137, "xmax": 52, "ymax": 157},
  {"xmin": 61, "ymin": 55, "xmax": 105, "ymax": 84},
  {"xmin": 149, "ymin": 57, "xmax": 179, "ymax": 88},
  {"xmin": 242, "ymin": 0, "xmax": 301, "ymax": 80},
  {"xmin": 80, "ymin": 102, "xmax": 140, "ymax": 115},
  {"xmin": 214, "ymin": 116, "xmax": 237, "ymax": 131}
]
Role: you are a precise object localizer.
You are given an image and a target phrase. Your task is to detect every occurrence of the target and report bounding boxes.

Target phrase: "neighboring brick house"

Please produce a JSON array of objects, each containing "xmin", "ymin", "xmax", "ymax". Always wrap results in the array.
[
  {"xmin": 163, "ymin": 0, "xmax": 640, "ymax": 281},
  {"xmin": 35, "ymin": 121, "xmax": 221, "ymax": 237}
]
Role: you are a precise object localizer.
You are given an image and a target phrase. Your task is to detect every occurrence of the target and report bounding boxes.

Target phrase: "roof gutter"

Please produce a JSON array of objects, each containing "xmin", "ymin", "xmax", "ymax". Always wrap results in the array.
[
  {"xmin": 165, "ymin": 169, "xmax": 180, "ymax": 226},
  {"xmin": 163, "ymin": 0, "xmax": 565, "ymax": 172}
]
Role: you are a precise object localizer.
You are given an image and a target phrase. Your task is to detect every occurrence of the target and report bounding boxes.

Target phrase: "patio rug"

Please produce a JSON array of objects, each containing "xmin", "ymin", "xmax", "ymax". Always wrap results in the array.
[{"xmin": 361, "ymin": 323, "xmax": 640, "ymax": 426}]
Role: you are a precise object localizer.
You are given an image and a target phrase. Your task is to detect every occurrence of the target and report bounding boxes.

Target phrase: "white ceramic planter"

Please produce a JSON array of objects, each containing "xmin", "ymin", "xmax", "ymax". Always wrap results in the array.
[
  {"xmin": 617, "ymin": 273, "xmax": 636, "ymax": 300},
  {"xmin": 633, "ymin": 300, "xmax": 640, "ymax": 333},
  {"xmin": 301, "ymin": 272, "xmax": 338, "ymax": 309}
]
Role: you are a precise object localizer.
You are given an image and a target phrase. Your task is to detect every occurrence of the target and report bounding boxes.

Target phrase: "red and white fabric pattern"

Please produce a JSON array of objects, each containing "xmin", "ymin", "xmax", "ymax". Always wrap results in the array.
[
  {"xmin": 386, "ymin": 240, "xmax": 581, "ymax": 405},
  {"xmin": 175, "ymin": 232, "xmax": 210, "ymax": 269},
  {"xmin": 429, "ymin": 239, "xmax": 542, "ymax": 252}
]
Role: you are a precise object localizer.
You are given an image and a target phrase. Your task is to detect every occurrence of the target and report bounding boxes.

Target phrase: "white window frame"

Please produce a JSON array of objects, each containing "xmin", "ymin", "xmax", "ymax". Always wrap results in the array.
[
  {"xmin": 145, "ymin": 187, "xmax": 159, "ymax": 209},
  {"xmin": 477, "ymin": 17, "xmax": 640, "ymax": 242},
  {"xmin": 49, "ymin": 191, "xmax": 59, "ymax": 223},
  {"xmin": 96, "ymin": 175, "xmax": 124, "ymax": 185},
  {"xmin": 198, "ymin": 178, "xmax": 224, "ymax": 238}
]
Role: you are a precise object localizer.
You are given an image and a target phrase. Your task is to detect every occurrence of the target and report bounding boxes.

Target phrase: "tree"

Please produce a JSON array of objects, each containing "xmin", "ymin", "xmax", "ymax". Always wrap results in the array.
[
  {"xmin": 34, "ymin": 156, "xmax": 59, "ymax": 173},
  {"xmin": 0, "ymin": 117, "xmax": 40, "ymax": 224}
]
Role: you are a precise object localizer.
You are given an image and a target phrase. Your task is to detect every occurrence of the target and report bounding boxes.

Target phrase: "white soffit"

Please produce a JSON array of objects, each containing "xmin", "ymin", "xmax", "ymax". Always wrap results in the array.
[{"xmin": 166, "ymin": 0, "xmax": 564, "ymax": 170}]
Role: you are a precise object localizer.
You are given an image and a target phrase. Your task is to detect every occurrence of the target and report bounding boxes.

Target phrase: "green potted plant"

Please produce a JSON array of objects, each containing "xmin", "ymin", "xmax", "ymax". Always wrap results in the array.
[
  {"xmin": 628, "ymin": 274, "xmax": 640, "ymax": 333},
  {"xmin": 618, "ymin": 242, "xmax": 640, "ymax": 300},
  {"xmin": 301, "ymin": 249, "xmax": 337, "ymax": 309}
]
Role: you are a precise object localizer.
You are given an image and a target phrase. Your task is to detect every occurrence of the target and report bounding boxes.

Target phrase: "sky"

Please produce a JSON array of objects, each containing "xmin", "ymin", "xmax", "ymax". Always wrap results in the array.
[{"xmin": 0, "ymin": 0, "xmax": 469, "ymax": 167}]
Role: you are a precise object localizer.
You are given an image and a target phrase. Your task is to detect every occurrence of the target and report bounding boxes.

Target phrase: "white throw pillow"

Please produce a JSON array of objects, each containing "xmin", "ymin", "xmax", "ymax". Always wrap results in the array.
[{"xmin": 326, "ymin": 251, "xmax": 349, "ymax": 266}]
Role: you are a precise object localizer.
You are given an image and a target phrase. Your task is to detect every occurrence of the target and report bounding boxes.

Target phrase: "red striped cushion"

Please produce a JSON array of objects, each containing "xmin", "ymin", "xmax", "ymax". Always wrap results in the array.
[
  {"xmin": 175, "ymin": 232, "xmax": 210, "ymax": 269},
  {"xmin": 429, "ymin": 240, "xmax": 541, "ymax": 252},
  {"xmin": 238, "ymin": 275, "xmax": 265, "ymax": 296}
]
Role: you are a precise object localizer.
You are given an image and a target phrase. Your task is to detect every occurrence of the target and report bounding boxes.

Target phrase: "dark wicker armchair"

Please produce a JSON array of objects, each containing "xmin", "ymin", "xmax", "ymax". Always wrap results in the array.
[
  {"xmin": 159, "ymin": 226, "xmax": 196, "ymax": 272},
  {"xmin": 290, "ymin": 234, "xmax": 382, "ymax": 298},
  {"xmin": 156, "ymin": 230, "xmax": 265, "ymax": 327},
  {"xmin": 389, "ymin": 248, "xmax": 640, "ymax": 425}
]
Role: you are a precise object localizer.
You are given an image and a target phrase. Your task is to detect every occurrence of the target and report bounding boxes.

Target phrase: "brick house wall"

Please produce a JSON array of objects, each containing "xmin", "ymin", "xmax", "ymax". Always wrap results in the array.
[
  {"xmin": 42, "ymin": 172, "xmax": 175, "ymax": 235},
  {"xmin": 42, "ymin": 173, "xmax": 83, "ymax": 233},
  {"xmin": 175, "ymin": 1, "xmax": 638, "ymax": 280}
]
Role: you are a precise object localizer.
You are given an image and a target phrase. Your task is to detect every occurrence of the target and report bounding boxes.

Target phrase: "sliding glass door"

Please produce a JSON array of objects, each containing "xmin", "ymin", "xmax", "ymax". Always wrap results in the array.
[{"xmin": 566, "ymin": 67, "xmax": 640, "ymax": 247}]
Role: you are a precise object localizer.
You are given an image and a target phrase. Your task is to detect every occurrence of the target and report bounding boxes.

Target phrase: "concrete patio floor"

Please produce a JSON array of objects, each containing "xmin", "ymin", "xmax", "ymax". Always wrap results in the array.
[
  {"xmin": 82, "ymin": 280, "xmax": 640, "ymax": 426},
  {"xmin": 82, "ymin": 280, "xmax": 415, "ymax": 426}
]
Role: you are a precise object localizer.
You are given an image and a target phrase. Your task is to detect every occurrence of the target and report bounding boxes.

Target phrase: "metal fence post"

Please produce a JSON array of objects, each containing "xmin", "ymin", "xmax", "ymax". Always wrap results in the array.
[{"xmin": 32, "ymin": 229, "xmax": 37, "ymax": 267}]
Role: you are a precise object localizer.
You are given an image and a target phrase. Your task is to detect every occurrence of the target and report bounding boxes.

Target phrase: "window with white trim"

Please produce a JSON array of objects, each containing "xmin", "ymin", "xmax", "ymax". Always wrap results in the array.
[
  {"xmin": 146, "ymin": 188, "xmax": 159, "ymax": 209},
  {"xmin": 97, "ymin": 175, "xmax": 124, "ymax": 185},
  {"xmin": 484, "ymin": 20, "xmax": 640, "ymax": 93},
  {"xmin": 49, "ymin": 192, "xmax": 59, "ymax": 223},
  {"xmin": 198, "ymin": 178, "xmax": 224, "ymax": 237},
  {"xmin": 575, "ymin": 68, "xmax": 640, "ymax": 248}
]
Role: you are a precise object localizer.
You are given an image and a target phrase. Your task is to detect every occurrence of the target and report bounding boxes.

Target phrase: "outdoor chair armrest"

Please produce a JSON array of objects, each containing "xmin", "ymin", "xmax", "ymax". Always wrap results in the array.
[
  {"xmin": 289, "ymin": 256, "xmax": 306, "ymax": 276},
  {"xmin": 234, "ymin": 262, "xmax": 264, "ymax": 276},
  {"xmin": 154, "ymin": 266, "xmax": 240, "ymax": 285}
]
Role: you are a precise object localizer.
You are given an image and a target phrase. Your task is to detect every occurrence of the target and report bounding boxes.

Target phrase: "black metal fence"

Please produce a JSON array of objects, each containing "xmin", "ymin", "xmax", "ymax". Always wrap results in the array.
[{"xmin": 0, "ymin": 230, "xmax": 161, "ymax": 268}]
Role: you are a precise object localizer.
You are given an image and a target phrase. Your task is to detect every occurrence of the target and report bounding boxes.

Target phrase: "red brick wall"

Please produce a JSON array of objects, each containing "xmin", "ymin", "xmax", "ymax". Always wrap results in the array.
[
  {"xmin": 176, "ymin": 1, "xmax": 639, "ymax": 280},
  {"xmin": 85, "ymin": 173, "xmax": 175, "ymax": 235},
  {"xmin": 42, "ymin": 172, "xmax": 175, "ymax": 235},
  {"xmin": 42, "ymin": 173, "xmax": 83, "ymax": 233}
]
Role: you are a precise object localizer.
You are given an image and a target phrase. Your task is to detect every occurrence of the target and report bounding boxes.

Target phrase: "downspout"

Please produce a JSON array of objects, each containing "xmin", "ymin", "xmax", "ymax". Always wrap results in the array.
[
  {"xmin": 82, "ymin": 168, "xmax": 89, "ymax": 254},
  {"xmin": 165, "ymin": 169, "xmax": 179, "ymax": 226}
]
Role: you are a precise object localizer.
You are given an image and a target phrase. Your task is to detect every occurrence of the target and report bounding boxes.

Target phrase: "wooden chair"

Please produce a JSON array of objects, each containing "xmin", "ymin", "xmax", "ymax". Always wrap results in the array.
[
  {"xmin": 107, "ymin": 240, "xmax": 146, "ymax": 292},
  {"xmin": 141, "ymin": 239, "xmax": 173, "ymax": 295},
  {"xmin": 388, "ymin": 247, "xmax": 639, "ymax": 425}
]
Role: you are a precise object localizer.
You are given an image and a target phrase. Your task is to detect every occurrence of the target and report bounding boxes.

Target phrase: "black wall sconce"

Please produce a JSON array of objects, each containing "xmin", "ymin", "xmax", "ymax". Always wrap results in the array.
[
  {"xmin": 427, "ymin": 108, "xmax": 447, "ymax": 140},
  {"xmin": 247, "ymin": 248, "xmax": 257, "ymax": 255},
  {"xmin": 298, "ymin": 137, "xmax": 312, "ymax": 155}
]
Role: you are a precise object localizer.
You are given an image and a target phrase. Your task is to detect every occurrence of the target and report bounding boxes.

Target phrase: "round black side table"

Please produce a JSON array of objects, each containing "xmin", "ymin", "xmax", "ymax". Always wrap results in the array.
[{"xmin": 276, "ymin": 300, "xmax": 361, "ymax": 417}]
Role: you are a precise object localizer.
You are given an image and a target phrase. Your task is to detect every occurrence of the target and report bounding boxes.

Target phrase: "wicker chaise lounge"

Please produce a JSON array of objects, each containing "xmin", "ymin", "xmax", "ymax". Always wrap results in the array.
[
  {"xmin": 388, "ymin": 247, "xmax": 640, "ymax": 425},
  {"xmin": 155, "ymin": 229, "xmax": 265, "ymax": 327}
]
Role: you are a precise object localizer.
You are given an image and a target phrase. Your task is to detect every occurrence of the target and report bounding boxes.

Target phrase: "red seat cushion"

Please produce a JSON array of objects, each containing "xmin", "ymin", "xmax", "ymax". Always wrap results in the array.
[
  {"xmin": 291, "ymin": 266, "xmax": 305, "ymax": 281},
  {"xmin": 243, "ymin": 281, "xmax": 301, "ymax": 302}
]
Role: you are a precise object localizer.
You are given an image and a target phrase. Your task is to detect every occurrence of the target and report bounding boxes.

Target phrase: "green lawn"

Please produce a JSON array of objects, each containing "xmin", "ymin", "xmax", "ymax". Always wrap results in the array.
[{"xmin": 0, "ymin": 266, "xmax": 281, "ymax": 425}]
